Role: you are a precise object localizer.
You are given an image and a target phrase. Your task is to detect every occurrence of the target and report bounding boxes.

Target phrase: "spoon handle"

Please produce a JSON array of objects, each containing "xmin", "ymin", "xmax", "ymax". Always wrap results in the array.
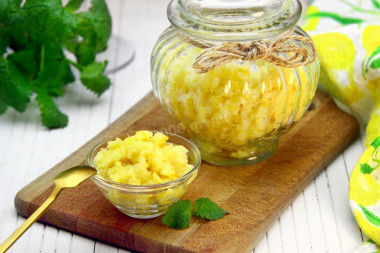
[{"xmin": 0, "ymin": 185, "xmax": 62, "ymax": 253}]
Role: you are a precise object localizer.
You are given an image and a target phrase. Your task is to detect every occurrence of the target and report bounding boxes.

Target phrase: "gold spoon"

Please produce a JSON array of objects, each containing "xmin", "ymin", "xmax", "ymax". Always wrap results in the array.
[{"xmin": 0, "ymin": 165, "xmax": 97, "ymax": 253}]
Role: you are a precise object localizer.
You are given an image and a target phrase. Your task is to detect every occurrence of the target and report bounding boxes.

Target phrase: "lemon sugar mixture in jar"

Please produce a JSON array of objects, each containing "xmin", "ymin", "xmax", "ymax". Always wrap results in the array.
[{"xmin": 151, "ymin": 0, "xmax": 320, "ymax": 166}]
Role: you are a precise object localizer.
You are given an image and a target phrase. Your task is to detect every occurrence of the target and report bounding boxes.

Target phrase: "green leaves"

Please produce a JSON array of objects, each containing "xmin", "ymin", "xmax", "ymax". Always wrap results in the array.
[
  {"xmin": 64, "ymin": 0, "xmax": 85, "ymax": 12},
  {"xmin": 0, "ymin": 57, "xmax": 32, "ymax": 113},
  {"xmin": 36, "ymin": 90, "xmax": 68, "ymax": 128},
  {"xmin": 0, "ymin": 100, "xmax": 7, "ymax": 114},
  {"xmin": 193, "ymin": 198, "xmax": 229, "ymax": 220},
  {"xmin": 0, "ymin": 0, "xmax": 112, "ymax": 128},
  {"xmin": 7, "ymin": 49, "xmax": 38, "ymax": 80},
  {"xmin": 6, "ymin": 0, "xmax": 77, "ymax": 51},
  {"xmin": 78, "ymin": 61, "xmax": 111, "ymax": 95},
  {"xmin": 32, "ymin": 45, "xmax": 75, "ymax": 96},
  {"xmin": 162, "ymin": 200, "xmax": 192, "ymax": 229},
  {"xmin": 162, "ymin": 198, "xmax": 229, "ymax": 229},
  {"xmin": 66, "ymin": 23, "xmax": 97, "ymax": 65},
  {"xmin": 65, "ymin": 0, "xmax": 111, "ymax": 64},
  {"xmin": 79, "ymin": 0, "xmax": 111, "ymax": 53},
  {"xmin": 0, "ymin": 26, "xmax": 9, "ymax": 54},
  {"xmin": 67, "ymin": 60, "xmax": 111, "ymax": 96}
]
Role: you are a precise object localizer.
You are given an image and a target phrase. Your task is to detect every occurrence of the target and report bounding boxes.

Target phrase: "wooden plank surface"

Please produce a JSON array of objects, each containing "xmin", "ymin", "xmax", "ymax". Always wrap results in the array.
[{"xmin": 13, "ymin": 90, "xmax": 359, "ymax": 253}]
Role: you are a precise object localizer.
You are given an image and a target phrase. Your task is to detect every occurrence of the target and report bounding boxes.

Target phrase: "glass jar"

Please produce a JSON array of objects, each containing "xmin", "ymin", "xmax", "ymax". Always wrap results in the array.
[{"xmin": 151, "ymin": 0, "xmax": 320, "ymax": 166}]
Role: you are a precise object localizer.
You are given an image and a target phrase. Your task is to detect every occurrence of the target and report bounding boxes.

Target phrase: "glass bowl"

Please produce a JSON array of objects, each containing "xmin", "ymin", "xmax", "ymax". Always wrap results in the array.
[{"xmin": 86, "ymin": 131, "xmax": 201, "ymax": 219}]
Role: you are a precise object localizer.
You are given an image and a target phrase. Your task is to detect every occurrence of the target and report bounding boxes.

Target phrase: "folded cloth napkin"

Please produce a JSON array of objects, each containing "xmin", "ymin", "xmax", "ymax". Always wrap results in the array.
[
  {"xmin": 349, "ymin": 137, "xmax": 380, "ymax": 250},
  {"xmin": 303, "ymin": 0, "xmax": 380, "ymax": 147},
  {"xmin": 301, "ymin": 0, "xmax": 380, "ymax": 251}
]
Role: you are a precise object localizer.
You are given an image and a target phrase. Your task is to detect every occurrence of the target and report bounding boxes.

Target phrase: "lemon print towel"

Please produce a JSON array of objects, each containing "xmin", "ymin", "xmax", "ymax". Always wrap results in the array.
[
  {"xmin": 302, "ymin": 0, "xmax": 380, "ymax": 251},
  {"xmin": 303, "ymin": 0, "xmax": 380, "ymax": 148},
  {"xmin": 349, "ymin": 137, "xmax": 380, "ymax": 252}
]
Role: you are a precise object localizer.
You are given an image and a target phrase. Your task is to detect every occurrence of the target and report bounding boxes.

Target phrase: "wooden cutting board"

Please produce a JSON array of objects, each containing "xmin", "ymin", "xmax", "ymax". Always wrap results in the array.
[{"xmin": 15, "ymin": 90, "xmax": 359, "ymax": 253}]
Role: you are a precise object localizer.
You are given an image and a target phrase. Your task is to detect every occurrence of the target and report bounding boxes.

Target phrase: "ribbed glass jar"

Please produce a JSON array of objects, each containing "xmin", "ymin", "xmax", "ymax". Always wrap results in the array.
[{"xmin": 151, "ymin": 0, "xmax": 320, "ymax": 166}]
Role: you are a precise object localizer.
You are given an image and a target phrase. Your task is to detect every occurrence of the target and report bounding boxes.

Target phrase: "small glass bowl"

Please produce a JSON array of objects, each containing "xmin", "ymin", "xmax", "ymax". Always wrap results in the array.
[{"xmin": 86, "ymin": 131, "xmax": 201, "ymax": 219}]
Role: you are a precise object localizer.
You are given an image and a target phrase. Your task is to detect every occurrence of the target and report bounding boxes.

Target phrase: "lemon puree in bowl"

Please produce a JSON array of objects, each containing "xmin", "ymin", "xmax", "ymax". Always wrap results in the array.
[
  {"xmin": 157, "ymin": 44, "xmax": 317, "ymax": 161},
  {"xmin": 87, "ymin": 130, "xmax": 200, "ymax": 218},
  {"xmin": 93, "ymin": 131, "xmax": 194, "ymax": 185}
]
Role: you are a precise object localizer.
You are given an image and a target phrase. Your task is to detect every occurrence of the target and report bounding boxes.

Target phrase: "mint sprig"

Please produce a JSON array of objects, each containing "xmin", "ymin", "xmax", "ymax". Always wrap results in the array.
[
  {"xmin": 162, "ymin": 198, "xmax": 229, "ymax": 229},
  {"xmin": 0, "ymin": 0, "xmax": 112, "ymax": 128},
  {"xmin": 162, "ymin": 200, "xmax": 192, "ymax": 229},
  {"xmin": 193, "ymin": 197, "xmax": 229, "ymax": 220}
]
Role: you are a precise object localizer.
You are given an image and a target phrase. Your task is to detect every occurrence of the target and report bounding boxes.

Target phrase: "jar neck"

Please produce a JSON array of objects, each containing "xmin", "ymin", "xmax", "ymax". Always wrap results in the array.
[{"xmin": 167, "ymin": 0, "xmax": 302, "ymax": 41}]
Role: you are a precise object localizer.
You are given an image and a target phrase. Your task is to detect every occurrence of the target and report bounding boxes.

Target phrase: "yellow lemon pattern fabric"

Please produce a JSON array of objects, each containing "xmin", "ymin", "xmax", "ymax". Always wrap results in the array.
[
  {"xmin": 355, "ymin": 240, "xmax": 380, "ymax": 253},
  {"xmin": 311, "ymin": 31, "xmax": 365, "ymax": 107},
  {"xmin": 302, "ymin": 0, "xmax": 380, "ymax": 147},
  {"xmin": 349, "ymin": 137, "xmax": 380, "ymax": 251},
  {"xmin": 301, "ymin": 1, "xmax": 380, "ymax": 251}
]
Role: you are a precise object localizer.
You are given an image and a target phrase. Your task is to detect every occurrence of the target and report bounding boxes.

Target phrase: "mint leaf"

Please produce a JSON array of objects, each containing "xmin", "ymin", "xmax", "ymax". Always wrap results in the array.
[
  {"xmin": 78, "ymin": 61, "xmax": 110, "ymax": 95},
  {"xmin": 0, "ymin": 0, "xmax": 21, "ymax": 22},
  {"xmin": 36, "ymin": 90, "xmax": 68, "ymax": 128},
  {"xmin": 0, "ymin": 100, "xmax": 8, "ymax": 114},
  {"xmin": 162, "ymin": 200, "xmax": 192, "ymax": 229},
  {"xmin": 7, "ymin": 49, "xmax": 37, "ymax": 80},
  {"xmin": 65, "ymin": 0, "xmax": 111, "ymax": 65},
  {"xmin": 64, "ymin": 0, "xmax": 85, "ymax": 12},
  {"xmin": 193, "ymin": 198, "xmax": 228, "ymax": 220},
  {"xmin": 77, "ymin": 0, "xmax": 111, "ymax": 53},
  {"xmin": 32, "ymin": 44, "xmax": 74, "ymax": 97},
  {"xmin": 0, "ymin": 0, "xmax": 112, "ymax": 128},
  {"xmin": 0, "ymin": 26, "xmax": 9, "ymax": 54},
  {"xmin": 0, "ymin": 57, "xmax": 32, "ymax": 112},
  {"xmin": 66, "ymin": 21, "xmax": 97, "ymax": 65},
  {"xmin": 19, "ymin": 0, "xmax": 77, "ymax": 45}
]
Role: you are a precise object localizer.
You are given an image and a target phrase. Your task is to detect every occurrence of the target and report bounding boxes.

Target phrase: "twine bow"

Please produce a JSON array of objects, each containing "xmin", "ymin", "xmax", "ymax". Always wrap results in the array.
[{"xmin": 177, "ymin": 28, "xmax": 317, "ymax": 74}]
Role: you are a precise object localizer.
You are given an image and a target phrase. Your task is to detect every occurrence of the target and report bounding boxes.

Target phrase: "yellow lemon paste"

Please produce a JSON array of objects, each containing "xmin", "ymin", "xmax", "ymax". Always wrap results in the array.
[
  {"xmin": 159, "ymin": 44, "xmax": 316, "ymax": 156},
  {"xmin": 93, "ymin": 131, "xmax": 193, "ymax": 185}
]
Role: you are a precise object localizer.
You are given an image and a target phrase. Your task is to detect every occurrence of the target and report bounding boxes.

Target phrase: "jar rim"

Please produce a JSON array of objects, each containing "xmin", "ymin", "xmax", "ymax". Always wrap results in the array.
[{"xmin": 167, "ymin": 0, "xmax": 302, "ymax": 41}]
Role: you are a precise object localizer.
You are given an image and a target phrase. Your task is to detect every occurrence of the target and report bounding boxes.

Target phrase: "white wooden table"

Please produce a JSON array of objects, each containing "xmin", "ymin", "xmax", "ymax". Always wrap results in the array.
[{"xmin": 0, "ymin": 0, "xmax": 366, "ymax": 252}]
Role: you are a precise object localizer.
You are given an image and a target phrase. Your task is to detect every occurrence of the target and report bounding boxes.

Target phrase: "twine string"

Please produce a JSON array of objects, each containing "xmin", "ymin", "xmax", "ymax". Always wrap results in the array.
[{"xmin": 177, "ymin": 28, "xmax": 317, "ymax": 74}]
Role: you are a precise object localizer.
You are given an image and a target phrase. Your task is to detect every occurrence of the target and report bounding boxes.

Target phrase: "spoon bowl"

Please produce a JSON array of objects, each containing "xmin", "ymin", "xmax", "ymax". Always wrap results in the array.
[
  {"xmin": 54, "ymin": 166, "xmax": 97, "ymax": 188},
  {"xmin": 0, "ymin": 165, "xmax": 96, "ymax": 253}
]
